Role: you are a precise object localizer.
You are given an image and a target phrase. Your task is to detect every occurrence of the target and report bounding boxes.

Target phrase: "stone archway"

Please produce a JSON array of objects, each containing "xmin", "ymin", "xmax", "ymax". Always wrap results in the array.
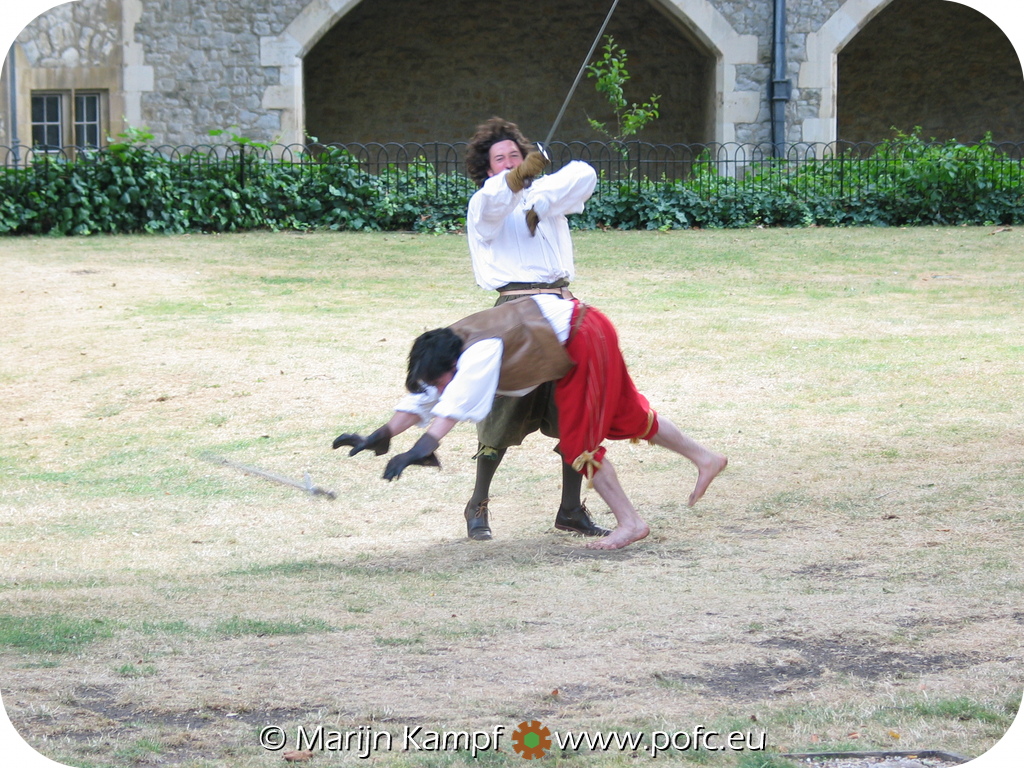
[
  {"xmin": 800, "ymin": 0, "xmax": 895, "ymax": 145},
  {"xmin": 263, "ymin": 0, "xmax": 758, "ymax": 146},
  {"xmin": 838, "ymin": 0, "xmax": 1024, "ymax": 142},
  {"xmin": 654, "ymin": 0, "xmax": 759, "ymax": 145},
  {"xmin": 303, "ymin": 0, "xmax": 723, "ymax": 145},
  {"xmin": 800, "ymin": 0, "xmax": 1024, "ymax": 145},
  {"xmin": 258, "ymin": 0, "xmax": 365, "ymax": 146}
]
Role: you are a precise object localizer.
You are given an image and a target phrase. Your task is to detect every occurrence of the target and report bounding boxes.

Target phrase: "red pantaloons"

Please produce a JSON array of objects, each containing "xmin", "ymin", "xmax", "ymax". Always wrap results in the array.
[{"xmin": 555, "ymin": 302, "xmax": 659, "ymax": 479}]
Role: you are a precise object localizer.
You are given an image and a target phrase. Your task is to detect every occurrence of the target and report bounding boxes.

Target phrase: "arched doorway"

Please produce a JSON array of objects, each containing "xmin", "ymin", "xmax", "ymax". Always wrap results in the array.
[
  {"xmin": 301, "ymin": 0, "xmax": 715, "ymax": 145},
  {"xmin": 838, "ymin": 0, "xmax": 1024, "ymax": 143}
]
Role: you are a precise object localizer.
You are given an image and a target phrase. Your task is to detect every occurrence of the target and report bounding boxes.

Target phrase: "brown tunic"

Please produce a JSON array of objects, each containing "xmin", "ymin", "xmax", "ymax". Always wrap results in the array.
[{"xmin": 448, "ymin": 297, "xmax": 574, "ymax": 394}]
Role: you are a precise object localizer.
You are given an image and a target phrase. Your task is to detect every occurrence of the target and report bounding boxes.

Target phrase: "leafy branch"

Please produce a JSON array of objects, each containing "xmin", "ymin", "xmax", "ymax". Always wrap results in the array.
[{"xmin": 586, "ymin": 36, "xmax": 661, "ymax": 142}]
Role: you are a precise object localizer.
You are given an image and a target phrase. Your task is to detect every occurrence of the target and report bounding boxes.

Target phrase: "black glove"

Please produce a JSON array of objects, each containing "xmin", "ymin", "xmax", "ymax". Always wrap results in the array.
[
  {"xmin": 332, "ymin": 425, "xmax": 392, "ymax": 456},
  {"xmin": 505, "ymin": 151, "xmax": 550, "ymax": 192},
  {"xmin": 383, "ymin": 434, "xmax": 441, "ymax": 481}
]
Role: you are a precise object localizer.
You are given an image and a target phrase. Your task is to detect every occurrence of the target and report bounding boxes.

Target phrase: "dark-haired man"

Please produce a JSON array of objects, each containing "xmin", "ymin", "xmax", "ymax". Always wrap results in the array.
[{"xmin": 335, "ymin": 295, "xmax": 727, "ymax": 551}]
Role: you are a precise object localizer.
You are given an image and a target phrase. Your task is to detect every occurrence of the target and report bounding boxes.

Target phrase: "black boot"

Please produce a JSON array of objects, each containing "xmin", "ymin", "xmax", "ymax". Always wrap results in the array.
[
  {"xmin": 464, "ymin": 498, "xmax": 493, "ymax": 540},
  {"xmin": 554, "ymin": 503, "xmax": 610, "ymax": 537}
]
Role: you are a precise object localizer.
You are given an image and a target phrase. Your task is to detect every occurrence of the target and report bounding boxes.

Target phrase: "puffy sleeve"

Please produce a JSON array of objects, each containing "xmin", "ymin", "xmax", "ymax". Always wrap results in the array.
[
  {"xmin": 430, "ymin": 338, "xmax": 504, "ymax": 423},
  {"xmin": 394, "ymin": 387, "xmax": 442, "ymax": 429},
  {"xmin": 467, "ymin": 173, "xmax": 521, "ymax": 242},
  {"xmin": 526, "ymin": 161, "xmax": 597, "ymax": 220}
]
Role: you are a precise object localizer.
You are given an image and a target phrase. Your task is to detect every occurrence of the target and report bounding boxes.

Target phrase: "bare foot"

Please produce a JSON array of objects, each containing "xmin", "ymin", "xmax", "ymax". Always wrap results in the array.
[
  {"xmin": 687, "ymin": 453, "xmax": 728, "ymax": 507},
  {"xmin": 585, "ymin": 520, "xmax": 650, "ymax": 550}
]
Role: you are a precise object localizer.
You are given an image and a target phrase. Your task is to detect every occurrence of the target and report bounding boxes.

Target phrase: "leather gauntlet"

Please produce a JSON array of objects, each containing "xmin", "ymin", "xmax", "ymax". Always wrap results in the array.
[
  {"xmin": 332, "ymin": 425, "xmax": 392, "ymax": 456},
  {"xmin": 383, "ymin": 434, "xmax": 441, "ymax": 481},
  {"xmin": 505, "ymin": 151, "xmax": 550, "ymax": 192}
]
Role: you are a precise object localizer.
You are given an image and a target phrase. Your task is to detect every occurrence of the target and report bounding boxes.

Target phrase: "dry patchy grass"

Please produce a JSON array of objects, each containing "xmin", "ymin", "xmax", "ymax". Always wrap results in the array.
[{"xmin": 0, "ymin": 228, "xmax": 1021, "ymax": 767}]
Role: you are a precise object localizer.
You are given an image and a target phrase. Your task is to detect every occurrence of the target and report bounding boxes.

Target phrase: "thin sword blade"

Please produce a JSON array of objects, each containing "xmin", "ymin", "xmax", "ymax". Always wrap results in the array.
[{"xmin": 541, "ymin": 0, "xmax": 621, "ymax": 150}]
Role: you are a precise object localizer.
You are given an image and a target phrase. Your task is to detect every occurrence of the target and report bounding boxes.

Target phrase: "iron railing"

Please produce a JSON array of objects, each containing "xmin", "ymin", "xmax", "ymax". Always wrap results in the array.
[{"xmin": 2, "ymin": 139, "xmax": 1023, "ymax": 199}]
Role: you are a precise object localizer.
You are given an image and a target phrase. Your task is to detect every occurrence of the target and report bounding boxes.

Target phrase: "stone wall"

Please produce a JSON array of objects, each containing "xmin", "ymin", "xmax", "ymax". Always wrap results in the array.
[
  {"xmin": 130, "ymin": 0, "xmax": 287, "ymax": 143},
  {"xmin": 17, "ymin": 0, "xmax": 120, "ymax": 69},
  {"xmin": 3, "ymin": 0, "xmax": 1022, "ymax": 149}
]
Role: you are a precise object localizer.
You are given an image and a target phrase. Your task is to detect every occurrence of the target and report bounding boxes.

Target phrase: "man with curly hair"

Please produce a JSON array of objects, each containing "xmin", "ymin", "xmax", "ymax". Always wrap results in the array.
[
  {"xmin": 334, "ymin": 117, "xmax": 606, "ymax": 542},
  {"xmin": 461, "ymin": 117, "xmax": 603, "ymax": 541}
]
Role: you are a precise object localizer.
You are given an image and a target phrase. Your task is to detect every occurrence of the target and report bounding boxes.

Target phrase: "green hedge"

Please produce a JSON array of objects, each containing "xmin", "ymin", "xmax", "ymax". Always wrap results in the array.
[
  {"xmin": 582, "ymin": 132, "xmax": 1024, "ymax": 230},
  {"xmin": 1, "ymin": 132, "xmax": 1021, "ymax": 235},
  {"xmin": 0, "ymin": 144, "xmax": 470, "ymax": 236}
]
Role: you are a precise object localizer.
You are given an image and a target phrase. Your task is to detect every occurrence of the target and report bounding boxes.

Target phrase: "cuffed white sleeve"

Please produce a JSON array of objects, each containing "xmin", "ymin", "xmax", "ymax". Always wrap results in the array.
[
  {"xmin": 467, "ymin": 173, "xmax": 521, "ymax": 242},
  {"xmin": 431, "ymin": 339, "xmax": 504, "ymax": 423},
  {"xmin": 394, "ymin": 386, "xmax": 442, "ymax": 428}
]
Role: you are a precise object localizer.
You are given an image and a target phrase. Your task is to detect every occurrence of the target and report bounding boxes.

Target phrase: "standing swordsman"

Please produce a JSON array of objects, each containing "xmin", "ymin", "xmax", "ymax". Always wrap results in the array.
[
  {"xmin": 460, "ymin": 117, "xmax": 604, "ymax": 541},
  {"xmin": 337, "ymin": 118, "xmax": 607, "ymax": 541}
]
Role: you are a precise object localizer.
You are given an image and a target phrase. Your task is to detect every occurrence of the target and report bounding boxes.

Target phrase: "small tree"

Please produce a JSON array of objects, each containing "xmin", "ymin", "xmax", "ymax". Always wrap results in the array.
[{"xmin": 586, "ymin": 36, "xmax": 660, "ymax": 143}]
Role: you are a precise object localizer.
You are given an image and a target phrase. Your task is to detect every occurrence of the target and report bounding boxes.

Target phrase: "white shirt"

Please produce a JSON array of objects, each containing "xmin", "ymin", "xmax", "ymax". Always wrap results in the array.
[
  {"xmin": 395, "ymin": 295, "xmax": 576, "ymax": 426},
  {"xmin": 467, "ymin": 161, "xmax": 597, "ymax": 291}
]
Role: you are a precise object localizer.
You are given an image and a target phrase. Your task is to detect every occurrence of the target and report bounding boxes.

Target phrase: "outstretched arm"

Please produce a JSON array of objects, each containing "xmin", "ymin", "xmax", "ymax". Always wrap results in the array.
[
  {"xmin": 332, "ymin": 409, "xmax": 423, "ymax": 455},
  {"xmin": 382, "ymin": 416, "xmax": 456, "ymax": 481},
  {"xmin": 378, "ymin": 339, "xmax": 502, "ymax": 480},
  {"xmin": 426, "ymin": 416, "xmax": 458, "ymax": 443},
  {"xmin": 386, "ymin": 410, "xmax": 425, "ymax": 438}
]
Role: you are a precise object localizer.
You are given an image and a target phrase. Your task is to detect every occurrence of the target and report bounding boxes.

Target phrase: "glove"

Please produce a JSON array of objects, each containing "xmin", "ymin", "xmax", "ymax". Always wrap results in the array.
[
  {"xmin": 505, "ymin": 151, "xmax": 550, "ymax": 193},
  {"xmin": 383, "ymin": 434, "xmax": 441, "ymax": 481},
  {"xmin": 525, "ymin": 207, "xmax": 540, "ymax": 236},
  {"xmin": 332, "ymin": 425, "xmax": 392, "ymax": 456}
]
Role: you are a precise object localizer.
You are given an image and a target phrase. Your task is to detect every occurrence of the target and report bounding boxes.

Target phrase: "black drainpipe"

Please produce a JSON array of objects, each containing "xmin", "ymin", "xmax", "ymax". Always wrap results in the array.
[
  {"xmin": 771, "ymin": 0, "xmax": 792, "ymax": 157},
  {"xmin": 6, "ymin": 45, "xmax": 20, "ymax": 166}
]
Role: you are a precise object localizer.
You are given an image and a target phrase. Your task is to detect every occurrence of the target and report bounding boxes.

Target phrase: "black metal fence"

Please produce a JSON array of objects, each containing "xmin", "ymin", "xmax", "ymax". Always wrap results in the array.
[{"xmin": 3, "ymin": 139, "xmax": 1023, "ymax": 200}]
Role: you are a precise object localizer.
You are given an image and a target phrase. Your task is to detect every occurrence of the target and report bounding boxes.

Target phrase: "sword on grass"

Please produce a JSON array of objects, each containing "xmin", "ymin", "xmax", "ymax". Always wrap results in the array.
[{"xmin": 202, "ymin": 454, "xmax": 337, "ymax": 500}]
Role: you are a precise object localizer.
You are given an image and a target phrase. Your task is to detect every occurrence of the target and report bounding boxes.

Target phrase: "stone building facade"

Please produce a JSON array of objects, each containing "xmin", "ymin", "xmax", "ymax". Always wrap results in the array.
[{"xmin": 2, "ymin": 0, "xmax": 1022, "ymax": 153}]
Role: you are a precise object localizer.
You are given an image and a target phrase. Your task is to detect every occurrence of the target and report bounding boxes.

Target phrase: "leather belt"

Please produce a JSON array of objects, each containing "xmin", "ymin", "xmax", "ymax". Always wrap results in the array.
[{"xmin": 498, "ymin": 286, "xmax": 575, "ymax": 299}]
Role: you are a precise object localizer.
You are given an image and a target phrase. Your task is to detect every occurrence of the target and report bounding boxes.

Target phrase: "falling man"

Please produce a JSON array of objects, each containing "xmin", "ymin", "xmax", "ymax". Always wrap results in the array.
[{"xmin": 333, "ymin": 293, "xmax": 727, "ymax": 550}]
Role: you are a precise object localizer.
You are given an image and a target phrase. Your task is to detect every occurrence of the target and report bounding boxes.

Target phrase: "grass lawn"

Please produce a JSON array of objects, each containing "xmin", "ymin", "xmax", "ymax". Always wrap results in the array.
[{"xmin": 0, "ymin": 227, "xmax": 1021, "ymax": 767}]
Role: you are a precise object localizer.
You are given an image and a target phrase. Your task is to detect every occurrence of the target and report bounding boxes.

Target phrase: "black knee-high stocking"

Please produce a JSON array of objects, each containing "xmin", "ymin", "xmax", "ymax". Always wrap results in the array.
[
  {"xmin": 559, "ymin": 460, "xmax": 584, "ymax": 511},
  {"xmin": 468, "ymin": 447, "xmax": 507, "ymax": 507}
]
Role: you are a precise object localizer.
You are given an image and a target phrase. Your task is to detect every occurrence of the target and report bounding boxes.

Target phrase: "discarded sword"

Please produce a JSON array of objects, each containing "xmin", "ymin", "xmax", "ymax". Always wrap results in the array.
[{"xmin": 202, "ymin": 454, "xmax": 337, "ymax": 500}]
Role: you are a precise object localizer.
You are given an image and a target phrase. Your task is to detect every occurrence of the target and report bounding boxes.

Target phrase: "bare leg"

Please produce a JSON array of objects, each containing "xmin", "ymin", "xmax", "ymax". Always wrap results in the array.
[
  {"xmin": 649, "ymin": 417, "xmax": 728, "ymax": 506},
  {"xmin": 585, "ymin": 458, "xmax": 650, "ymax": 550}
]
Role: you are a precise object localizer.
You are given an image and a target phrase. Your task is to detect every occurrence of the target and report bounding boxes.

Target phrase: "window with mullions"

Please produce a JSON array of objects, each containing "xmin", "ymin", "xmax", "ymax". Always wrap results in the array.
[
  {"xmin": 74, "ymin": 93, "xmax": 101, "ymax": 149},
  {"xmin": 30, "ymin": 91, "xmax": 105, "ymax": 151},
  {"xmin": 31, "ymin": 94, "xmax": 63, "ymax": 150}
]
